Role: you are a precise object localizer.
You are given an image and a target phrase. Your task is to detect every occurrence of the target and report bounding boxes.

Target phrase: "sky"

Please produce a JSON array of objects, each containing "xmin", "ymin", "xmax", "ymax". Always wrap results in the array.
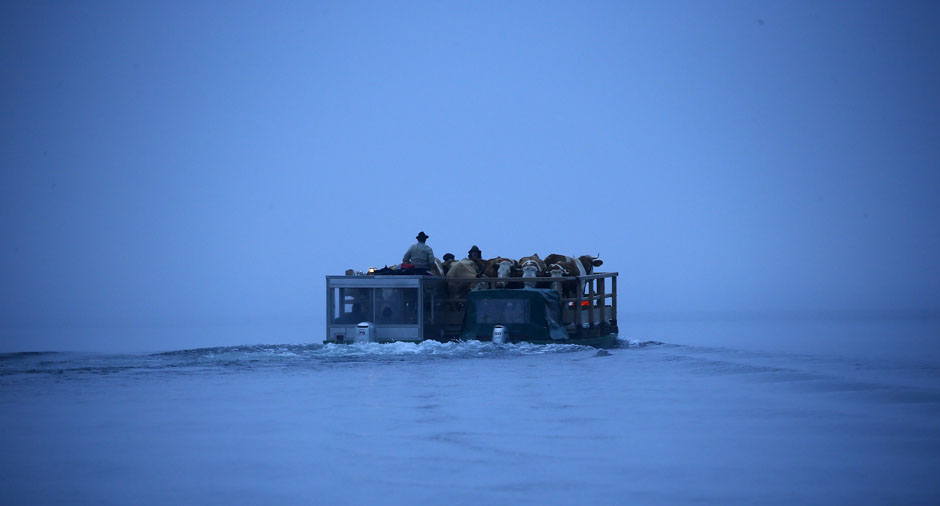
[{"xmin": 1, "ymin": 0, "xmax": 939, "ymax": 351}]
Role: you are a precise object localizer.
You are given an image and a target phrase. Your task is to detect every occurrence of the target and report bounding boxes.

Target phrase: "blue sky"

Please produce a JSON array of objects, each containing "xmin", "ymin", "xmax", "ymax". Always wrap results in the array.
[{"xmin": 2, "ymin": 1, "xmax": 939, "ymax": 349}]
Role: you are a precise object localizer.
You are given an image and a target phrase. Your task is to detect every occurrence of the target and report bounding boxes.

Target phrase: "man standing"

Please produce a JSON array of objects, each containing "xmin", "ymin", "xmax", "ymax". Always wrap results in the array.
[
  {"xmin": 467, "ymin": 245, "xmax": 486, "ymax": 274},
  {"xmin": 402, "ymin": 231, "xmax": 434, "ymax": 275}
]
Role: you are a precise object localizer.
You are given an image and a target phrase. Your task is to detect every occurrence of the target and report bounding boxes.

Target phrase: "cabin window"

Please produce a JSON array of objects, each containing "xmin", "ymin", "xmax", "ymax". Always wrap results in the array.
[
  {"xmin": 423, "ymin": 284, "xmax": 444, "ymax": 326},
  {"xmin": 375, "ymin": 288, "xmax": 418, "ymax": 325},
  {"xmin": 475, "ymin": 299, "xmax": 531, "ymax": 324},
  {"xmin": 331, "ymin": 287, "xmax": 373, "ymax": 324}
]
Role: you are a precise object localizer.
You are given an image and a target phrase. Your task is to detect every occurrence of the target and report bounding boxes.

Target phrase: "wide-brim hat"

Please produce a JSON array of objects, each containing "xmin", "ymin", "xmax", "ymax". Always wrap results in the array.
[
  {"xmin": 468, "ymin": 245, "xmax": 481, "ymax": 254},
  {"xmin": 416, "ymin": 231, "xmax": 429, "ymax": 240}
]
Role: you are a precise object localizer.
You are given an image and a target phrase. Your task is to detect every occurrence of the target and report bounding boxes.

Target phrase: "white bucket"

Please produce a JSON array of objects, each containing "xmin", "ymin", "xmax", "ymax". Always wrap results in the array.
[
  {"xmin": 492, "ymin": 325, "xmax": 507, "ymax": 344},
  {"xmin": 356, "ymin": 322, "xmax": 374, "ymax": 343}
]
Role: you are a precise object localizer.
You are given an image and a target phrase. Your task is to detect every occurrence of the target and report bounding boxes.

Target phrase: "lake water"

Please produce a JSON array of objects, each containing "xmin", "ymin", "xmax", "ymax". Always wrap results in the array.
[{"xmin": 1, "ymin": 317, "xmax": 939, "ymax": 504}]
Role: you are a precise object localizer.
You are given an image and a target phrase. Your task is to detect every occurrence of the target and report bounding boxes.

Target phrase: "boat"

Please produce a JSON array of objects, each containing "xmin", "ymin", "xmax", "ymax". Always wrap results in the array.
[{"xmin": 324, "ymin": 270, "xmax": 619, "ymax": 347}]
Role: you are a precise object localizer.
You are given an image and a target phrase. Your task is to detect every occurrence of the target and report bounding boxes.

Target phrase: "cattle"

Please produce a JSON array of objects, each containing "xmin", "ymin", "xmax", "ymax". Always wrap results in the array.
[
  {"xmin": 445, "ymin": 258, "xmax": 485, "ymax": 299},
  {"xmin": 544, "ymin": 254, "xmax": 603, "ymax": 277},
  {"xmin": 518, "ymin": 253, "xmax": 546, "ymax": 288},
  {"xmin": 428, "ymin": 257, "xmax": 446, "ymax": 276},
  {"xmin": 440, "ymin": 253, "xmax": 457, "ymax": 276},
  {"xmin": 482, "ymin": 257, "xmax": 521, "ymax": 288},
  {"xmin": 543, "ymin": 254, "xmax": 603, "ymax": 298}
]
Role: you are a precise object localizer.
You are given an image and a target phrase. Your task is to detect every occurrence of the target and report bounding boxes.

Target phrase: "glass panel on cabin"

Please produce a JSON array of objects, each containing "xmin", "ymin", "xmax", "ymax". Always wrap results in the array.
[
  {"xmin": 375, "ymin": 288, "xmax": 418, "ymax": 324},
  {"xmin": 423, "ymin": 284, "xmax": 443, "ymax": 326},
  {"xmin": 475, "ymin": 299, "xmax": 531, "ymax": 324},
  {"xmin": 332, "ymin": 287, "xmax": 374, "ymax": 324}
]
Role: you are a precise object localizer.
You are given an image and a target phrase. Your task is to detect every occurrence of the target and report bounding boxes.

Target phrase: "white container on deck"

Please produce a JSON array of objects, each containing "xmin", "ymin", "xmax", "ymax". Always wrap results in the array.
[
  {"xmin": 492, "ymin": 325, "xmax": 507, "ymax": 344},
  {"xmin": 356, "ymin": 322, "xmax": 375, "ymax": 343}
]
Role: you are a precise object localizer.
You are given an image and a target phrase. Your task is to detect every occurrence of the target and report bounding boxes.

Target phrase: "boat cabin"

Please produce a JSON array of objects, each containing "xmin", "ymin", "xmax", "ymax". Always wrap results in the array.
[{"xmin": 325, "ymin": 272, "xmax": 618, "ymax": 346}]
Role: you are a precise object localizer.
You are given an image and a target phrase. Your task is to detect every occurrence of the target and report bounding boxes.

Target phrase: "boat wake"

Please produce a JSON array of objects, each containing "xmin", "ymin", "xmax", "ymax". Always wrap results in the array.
[
  {"xmin": 161, "ymin": 339, "xmax": 596, "ymax": 363},
  {"xmin": 617, "ymin": 337, "xmax": 663, "ymax": 348},
  {"xmin": 0, "ymin": 339, "xmax": 664, "ymax": 379}
]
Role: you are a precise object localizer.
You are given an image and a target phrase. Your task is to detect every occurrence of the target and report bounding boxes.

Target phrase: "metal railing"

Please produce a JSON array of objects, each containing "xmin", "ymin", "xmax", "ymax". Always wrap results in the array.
[{"xmin": 439, "ymin": 271, "xmax": 619, "ymax": 328}]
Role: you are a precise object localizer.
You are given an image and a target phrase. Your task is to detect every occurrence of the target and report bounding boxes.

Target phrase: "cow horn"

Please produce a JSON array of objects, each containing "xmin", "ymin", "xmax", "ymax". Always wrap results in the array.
[{"xmin": 592, "ymin": 252, "xmax": 600, "ymax": 260}]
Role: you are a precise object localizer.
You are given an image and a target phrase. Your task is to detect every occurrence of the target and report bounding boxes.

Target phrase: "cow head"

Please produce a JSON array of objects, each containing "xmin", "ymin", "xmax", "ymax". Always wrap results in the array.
[
  {"xmin": 482, "ymin": 257, "xmax": 518, "ymax": 287},
  {"xmin": 521, "ymin": 263, "xmax": 539, "ymax": 278},
  {"xmin": 483, "ymin": 257, "xmax": 514, "ymax": 278},
  {"xmin": 547, "ymin": 264, "xmax": 568, "ymax": 277},
  {"xmin": 547, "ymin": 264, "xmax": 568, "ymax": 293},
  {"xmin": 577, "ymin": 254, "xmax": 603, "ymax": 275},
  {"xmin": 516, "ymin": 255, "xmax": 542, "ymax": 288},
  {"xmin": 519, "ymin": 254, "xmax": 544, "ymax": 278},
  {"xmin": 521, "ymin": 264, "xmax": 539, "ymax": 288}
]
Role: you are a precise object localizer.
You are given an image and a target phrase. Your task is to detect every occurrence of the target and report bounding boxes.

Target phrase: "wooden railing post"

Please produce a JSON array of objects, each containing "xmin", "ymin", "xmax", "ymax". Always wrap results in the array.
[
  {"xmin": 587, "ymin": 278, "xmax": 595, "ymax": 327},
  {"xmin": 611, "ymin": 274, "xmax": 617, "ymax": 323},
  {"xmin": 576, "ymin": 279, "xmax": 584, "ymax": 330}
]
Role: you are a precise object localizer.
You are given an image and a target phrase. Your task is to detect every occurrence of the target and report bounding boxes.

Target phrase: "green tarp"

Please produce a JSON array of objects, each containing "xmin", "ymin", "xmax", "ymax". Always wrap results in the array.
[{"xmin": 460, "ymin": 288, "xmax": 569, "ymax": 341}]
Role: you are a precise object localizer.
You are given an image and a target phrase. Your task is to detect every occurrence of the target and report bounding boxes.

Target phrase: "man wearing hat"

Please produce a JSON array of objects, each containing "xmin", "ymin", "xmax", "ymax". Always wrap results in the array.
[
  {"xmin": 467, "ymin": 245, "xmax": 486, "ymax": 274},
  {"xmin": 402, "ymin": 231, "xmax": 435, "ymax": 275}
]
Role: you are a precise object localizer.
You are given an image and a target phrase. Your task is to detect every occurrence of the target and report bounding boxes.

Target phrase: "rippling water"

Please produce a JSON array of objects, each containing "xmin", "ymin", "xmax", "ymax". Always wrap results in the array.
[
  {"xmin": 0, "ymin": 340, "xmax": 619, "ymax": 377},
  {"xmin": 2, "ymin": 329, "xmax": 939, "ymax": 505}
]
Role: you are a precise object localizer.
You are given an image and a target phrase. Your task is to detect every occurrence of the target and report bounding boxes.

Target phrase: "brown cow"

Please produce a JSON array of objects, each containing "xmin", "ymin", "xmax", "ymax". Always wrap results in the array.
[
  {"xmin": 445, "ymin": 258, "xmax": 484, "ymax": 299},
  {"xmin": 544, "ymin": 254, "xmax": 603, "ymax": 297},
  {"xmin": 428, "ymin": 257, "xmax": 446, "ymax": 276},
  {"xmin": 440, "ymin": 253, "xmax": 457, "ymax": 275},
  {"xmin": 518, "ymin": 253, "xmax": 546, "ymax": 288},
  {"xmin": 482, "ymin": 257, "xmax": 521, "ymax": 288}
]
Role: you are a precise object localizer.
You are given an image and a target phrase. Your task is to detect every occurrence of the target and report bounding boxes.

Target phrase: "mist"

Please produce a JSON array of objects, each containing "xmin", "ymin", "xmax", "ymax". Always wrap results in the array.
[{"xmin": 2, "ymin": 1, "xmax": 939, "ymax": 352}]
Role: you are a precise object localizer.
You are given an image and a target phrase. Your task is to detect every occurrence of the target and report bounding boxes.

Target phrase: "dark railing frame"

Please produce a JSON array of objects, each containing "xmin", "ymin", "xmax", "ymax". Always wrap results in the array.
[{"xmin": 439, "ymin": 271, "xmax": 619, "ymax": 336}]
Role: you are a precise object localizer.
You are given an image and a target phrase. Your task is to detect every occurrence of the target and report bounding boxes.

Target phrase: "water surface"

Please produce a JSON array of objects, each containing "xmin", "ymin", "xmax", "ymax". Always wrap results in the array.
[{"xmin": 2, "ymin": 319, "xmax": 939, "ymax": 504}]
